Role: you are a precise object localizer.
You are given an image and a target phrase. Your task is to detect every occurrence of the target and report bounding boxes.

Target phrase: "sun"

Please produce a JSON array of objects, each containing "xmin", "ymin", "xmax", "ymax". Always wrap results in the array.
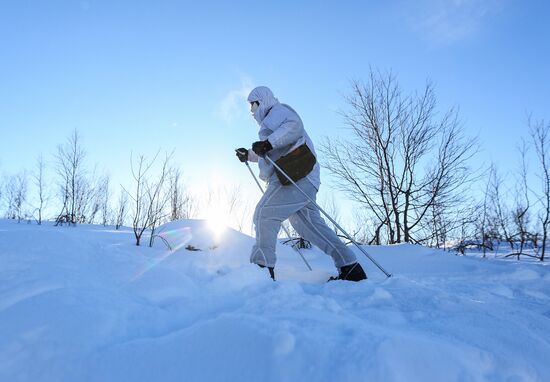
[{"xmin": 206, "ymin": 209, "xmax": 229, "ymax": 238}]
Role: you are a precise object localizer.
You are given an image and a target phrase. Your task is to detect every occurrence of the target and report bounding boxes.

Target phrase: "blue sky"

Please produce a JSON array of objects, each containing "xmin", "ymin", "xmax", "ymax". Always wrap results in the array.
[{"xmin": 1, "ymin": 0, "xmax": 549, "ymax": 223}]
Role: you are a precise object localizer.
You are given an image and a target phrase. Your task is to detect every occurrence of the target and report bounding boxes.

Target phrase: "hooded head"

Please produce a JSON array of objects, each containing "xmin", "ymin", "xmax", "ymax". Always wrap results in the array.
[{"xmin": 247, "ymin": 86, "xmax": 279, "ymax": 124}]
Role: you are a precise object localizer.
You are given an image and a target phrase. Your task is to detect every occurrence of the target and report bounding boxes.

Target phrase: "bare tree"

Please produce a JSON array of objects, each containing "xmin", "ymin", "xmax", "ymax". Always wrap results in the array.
[
  {"xmin": 488, "ymin": 167, "xmax": 514, "ymax": 252},
  {"xmin": 4, "ymin": 172, "xmax": 28, "ymax": 222},
  {"xmin": 321, "ymin": 69, "xmax": 477, "ymax": 245},
  {"xmin": 54, "ymin": 130, "xmax": 90, "ymax": 225},
  {"xmin": 93, "ymin": 174, "xmax": 111, "ymax": 226},
  {"xmin": 350, "ymin": 209, "xmax": 373, "ymax": 245},
  {"xmin": 115, "ymin": 188, "xmax": 129, "ymax": 230},
  {"xmin": 3, "ymin": 175, "xmax": 16, "ymax": 220},
  {"xmin": 450, "ymin": 204, "xmax": 482, "ymax": 254},
  {"xmin": 126, "ymin": 151, "xmax": 172, "ymax": 246},
  {"xmin": 508, "ymin": 141, "xmax": 532, "ymax": 259},
  {"xmin": 87, "ymin": 177, "xmax": 102, "ymax": 224},
  {"xmin": 168, "ymin": 167, "xmax": 196, "ymax": 221},
  {"xmin": 147, "ymin": 154, "xmax": 172, "ymax": 247},
  {"xmin": 32, "ymin": 155, "xmax": 48, "ymax": 225},
  {"xmin": 169, "ymin": 168, "xmax": 184, "ymax": 221},
  {"xmin": 476, "ymin": 165, "xmax": 496, "ymax": 257},
  {"xmin": 530, "ymin": 116, "xmax": 550, "ymax": 261},
  {"xmin": 16, "ymin": 172, "xmax": 28, "ymax": 222},
  {"xmin": 127, "ymin": 152, "xmax": 155, "ymax": 245}
]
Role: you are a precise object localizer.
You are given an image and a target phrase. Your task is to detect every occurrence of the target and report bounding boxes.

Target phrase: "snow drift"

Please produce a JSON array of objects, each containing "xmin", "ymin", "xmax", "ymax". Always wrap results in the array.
[{"xmin": 0, "ymin": 219, "xmax": 549, "ymax": 382}]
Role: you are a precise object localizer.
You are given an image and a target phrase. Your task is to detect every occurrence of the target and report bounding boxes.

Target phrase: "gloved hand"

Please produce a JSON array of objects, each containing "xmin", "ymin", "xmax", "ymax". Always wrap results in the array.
[
  {"xmin": 235, "ymin": 148, "xmax": 248, "ymax": 162},
  {"xmin": 252, "ymin": 140, "xmax": 273, "ymax": 156}
]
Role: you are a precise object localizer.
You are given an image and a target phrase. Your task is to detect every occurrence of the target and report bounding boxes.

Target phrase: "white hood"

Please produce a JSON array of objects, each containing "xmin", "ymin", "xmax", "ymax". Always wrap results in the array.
[{"xmin": 247, "ymin": 86, "xmax": 279, "ymax": 124}]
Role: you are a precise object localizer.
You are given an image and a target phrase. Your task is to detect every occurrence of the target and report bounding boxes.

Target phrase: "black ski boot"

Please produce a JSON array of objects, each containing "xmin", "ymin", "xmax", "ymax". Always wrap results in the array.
[
  {"xmin": 258, "ymin": 264, "xmax": 275, "ymax": 281},
  {"xmin": 328, "ymin": 262, "xmax": 367, "ymax": 282}
]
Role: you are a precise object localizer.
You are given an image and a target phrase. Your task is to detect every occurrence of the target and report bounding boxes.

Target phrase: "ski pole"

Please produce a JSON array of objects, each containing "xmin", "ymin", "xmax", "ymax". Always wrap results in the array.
[
  {"xmin": 264, "ymin": 155, "xmax": 392, "ymax": 278},
  {"xmin": 241, "ymin": 159, "xmax": 313, "ymax": 271}
]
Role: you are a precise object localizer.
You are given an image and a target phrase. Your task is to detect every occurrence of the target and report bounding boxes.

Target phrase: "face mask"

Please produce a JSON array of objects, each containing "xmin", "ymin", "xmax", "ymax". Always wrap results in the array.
[{"xmin": 250, "ymin": 101, "xmax": 259, "ymax": 114}]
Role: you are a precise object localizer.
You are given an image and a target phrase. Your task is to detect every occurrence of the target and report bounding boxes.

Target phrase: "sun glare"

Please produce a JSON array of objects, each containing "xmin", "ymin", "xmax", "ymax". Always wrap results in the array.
[{"xmin": 207, "ymin": 209, "xmax": 229, "ymax": 238}]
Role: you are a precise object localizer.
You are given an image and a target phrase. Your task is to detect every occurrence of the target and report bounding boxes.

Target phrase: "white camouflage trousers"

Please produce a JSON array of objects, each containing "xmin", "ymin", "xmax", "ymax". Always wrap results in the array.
[{"xmin": 250, "ymin": 178, "xmax": 357, "ymax": 268}]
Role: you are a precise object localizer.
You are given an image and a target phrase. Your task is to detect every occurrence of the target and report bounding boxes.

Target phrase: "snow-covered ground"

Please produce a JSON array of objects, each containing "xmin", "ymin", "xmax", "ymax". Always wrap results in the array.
[{"xmin": 1, "ymin": 219, "xmax": 549, "ymax": 382}]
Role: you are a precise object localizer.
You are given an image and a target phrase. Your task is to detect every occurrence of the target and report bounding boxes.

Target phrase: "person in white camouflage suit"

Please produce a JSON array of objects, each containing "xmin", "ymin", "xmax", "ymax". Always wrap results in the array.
[{"xmin": 236, "ymin": 86, "xmax": 367, "ymax": 282}]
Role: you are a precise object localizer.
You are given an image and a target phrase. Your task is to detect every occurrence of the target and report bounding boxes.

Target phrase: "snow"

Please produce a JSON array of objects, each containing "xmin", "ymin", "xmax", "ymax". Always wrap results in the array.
[{"xmin": 1, "ymin": 219, "xmax": 549, "ymax": 382}]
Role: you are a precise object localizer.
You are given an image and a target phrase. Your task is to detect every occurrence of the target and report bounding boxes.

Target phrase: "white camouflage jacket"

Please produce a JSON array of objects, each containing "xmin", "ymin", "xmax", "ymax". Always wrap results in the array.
[{"xmin": 247, "ymin": 86, "xmax": 321, "ymax": 189}]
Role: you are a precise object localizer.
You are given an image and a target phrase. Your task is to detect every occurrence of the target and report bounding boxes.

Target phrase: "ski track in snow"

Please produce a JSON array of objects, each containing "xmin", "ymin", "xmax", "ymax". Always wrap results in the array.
[{"xmin": 0, "ymin": 219, "xmax": 549, "ymax": 382}]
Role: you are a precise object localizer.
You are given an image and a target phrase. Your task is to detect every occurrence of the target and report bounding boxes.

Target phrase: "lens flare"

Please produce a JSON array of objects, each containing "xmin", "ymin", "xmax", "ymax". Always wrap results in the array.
[{"xmin": 131, "ymin": 226, "xmax": 193, "ymax": 281}]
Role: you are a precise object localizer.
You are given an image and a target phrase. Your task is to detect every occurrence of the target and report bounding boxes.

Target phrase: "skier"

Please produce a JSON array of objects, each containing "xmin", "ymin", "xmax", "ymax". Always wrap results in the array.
[{"xmin": 236, "ymin": 86, "xmax": 367, "ymax": 282}]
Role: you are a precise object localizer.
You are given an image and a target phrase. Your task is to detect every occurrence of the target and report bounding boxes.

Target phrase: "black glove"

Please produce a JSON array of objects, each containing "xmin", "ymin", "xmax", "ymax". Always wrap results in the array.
[
  {"xmin": 235, "ymin": 148, "xmax": 248, "ymax": 162},
  {"xmin": 252, "ymin": 140, "xmax": 273, "ymax": 156}
]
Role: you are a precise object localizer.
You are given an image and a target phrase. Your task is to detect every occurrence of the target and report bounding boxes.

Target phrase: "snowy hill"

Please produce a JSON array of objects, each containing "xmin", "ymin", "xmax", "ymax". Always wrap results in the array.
[{"xmin": 0, "ymin": 219, "xmax": 549, "ymax": 382}]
